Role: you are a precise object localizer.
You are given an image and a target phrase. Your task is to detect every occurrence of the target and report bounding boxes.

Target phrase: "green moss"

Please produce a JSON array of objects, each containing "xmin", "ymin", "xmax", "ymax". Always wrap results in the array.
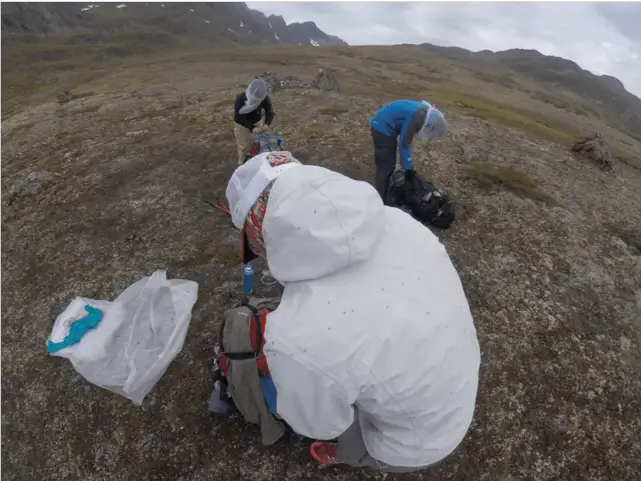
[
  {"xmin": 75, "ymin": 103, "xmax": 102, "ymax": 115},
  {"xmin": 183, "ymin": 242, "xmax": 240, "ymax": 267},
  {"xmin": 464, "ymin": 163, "xmax": 559, "ymax": 205},
  {"xmin": 429, "ymin": 91, "xmax": 578, "ymax": 145},
  {"xmin": 362, "ymin": 78, "xmax": 579, "ymax": 146},
  {"xmin": 1, "ymin": 32, "xmax": 172, "ymax": 118},
  {"xmin": 317, "ymin": 106, "xmax": 349, "ymax": 117},
  {"xmin": 302, "ymin": 123, "xmax": 326, "ymax": 141}
]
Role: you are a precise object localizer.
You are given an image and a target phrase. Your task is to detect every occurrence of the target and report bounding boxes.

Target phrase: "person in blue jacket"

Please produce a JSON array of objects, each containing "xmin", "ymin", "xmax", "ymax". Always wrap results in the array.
[{"xmin": 370, "ymin": 100, "xmax": 448, "ymax": 203}]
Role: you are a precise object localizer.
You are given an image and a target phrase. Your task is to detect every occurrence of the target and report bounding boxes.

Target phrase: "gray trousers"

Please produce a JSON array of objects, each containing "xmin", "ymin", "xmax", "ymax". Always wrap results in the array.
[
  {"xmin": 336, "ymin": 411, "xmax": 442, "ymax": 474},
  {"xmin": 371, "ymin": 127, "xmax": 398, "ymax": 205}
]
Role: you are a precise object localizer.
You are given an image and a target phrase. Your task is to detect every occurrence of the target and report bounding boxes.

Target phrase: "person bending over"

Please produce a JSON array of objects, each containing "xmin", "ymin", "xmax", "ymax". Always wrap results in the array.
[{"xmin": 233, "ymin": 78, "xmax": 275, "ymax": 165}]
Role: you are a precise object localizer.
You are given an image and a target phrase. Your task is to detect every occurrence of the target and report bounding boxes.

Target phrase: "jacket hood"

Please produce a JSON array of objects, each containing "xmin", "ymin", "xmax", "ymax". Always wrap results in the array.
[{"xmin": 263, "ymin": 165, "xmax": 384, "ymax": 283}]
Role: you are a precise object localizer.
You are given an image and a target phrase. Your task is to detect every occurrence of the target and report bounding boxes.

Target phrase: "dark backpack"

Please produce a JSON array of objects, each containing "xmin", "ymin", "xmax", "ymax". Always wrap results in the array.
[{"xmin": 387, "ymin": 171, "xmax": 456, "ymax": 229}]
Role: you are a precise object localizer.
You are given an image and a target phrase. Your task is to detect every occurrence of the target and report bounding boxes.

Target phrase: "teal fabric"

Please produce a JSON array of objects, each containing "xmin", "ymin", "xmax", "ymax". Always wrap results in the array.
[{"xmin": 47, "ymin": 305, "xmax": 103, "ymax": 353}]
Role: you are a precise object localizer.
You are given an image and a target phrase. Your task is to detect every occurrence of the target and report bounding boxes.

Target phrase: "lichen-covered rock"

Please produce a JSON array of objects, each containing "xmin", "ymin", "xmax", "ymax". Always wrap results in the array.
[
  {"xmin": 57, "ymin": 90, "xmax": 73, "ymax": 104},
  {"xmin": 311, "ymin": 68, "xmax": 340, "ymax": 92},
  {"xmin": 279, "ymin": 75, "xmax": 306, "ymax": 88},
  {"xmin": 10, "ymin": 171, "xmax": 51, "ymax": 196},
  {"xmin": 571, "ymin": 132, "xmax": 615, "ymax": 171},
  {"xmin": 462, "ymin": 145, "xmax": 492, "ymax": 162},
  {"xmin": 251, "ymin": 71, "xmax": 339, "ymax": 92}
]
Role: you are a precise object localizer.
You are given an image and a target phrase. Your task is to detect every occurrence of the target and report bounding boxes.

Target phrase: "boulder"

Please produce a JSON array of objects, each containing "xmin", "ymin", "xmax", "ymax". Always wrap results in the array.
[
  {"xmin": 462, "ymin": 145, "xmax": 492, "ymax": 163},
  {"xmin": 10, "ymin": 171, "xmax": 51, "ymax": 197},
  {"xmin": 311, "ymin": 68, "xmax": 340, "ymax": 92},
  {"xmin": 252, "ymin": 70, "xmax": 340, "ymax": 92},
  {"xmin": 571, "ymin": 132, "xmax": 614, "ymax": 171},
  {"xmin": 57, "ymin": 90, "xmax": 74, "ymax": 104}
]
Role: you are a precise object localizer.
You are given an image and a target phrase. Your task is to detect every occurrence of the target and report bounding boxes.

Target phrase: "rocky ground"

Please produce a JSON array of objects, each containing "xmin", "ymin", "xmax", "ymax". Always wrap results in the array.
[{"xmin": 2, "ymin": 48, "xmax": 641, "ymax": 481}]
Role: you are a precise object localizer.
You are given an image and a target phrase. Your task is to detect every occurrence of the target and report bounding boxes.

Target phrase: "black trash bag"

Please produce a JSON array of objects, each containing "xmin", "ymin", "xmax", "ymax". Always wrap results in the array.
[{"xmin": 387, "ymin": 170, "xmax": 455, "ymax": 229}]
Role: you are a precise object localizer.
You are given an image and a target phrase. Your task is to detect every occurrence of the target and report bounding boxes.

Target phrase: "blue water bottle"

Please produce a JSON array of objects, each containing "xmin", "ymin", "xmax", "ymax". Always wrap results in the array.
[
  {"xmin": 242, "ymin": 263, "xmax": 254, "ymax": 295},
  {"xmin": 276, "ymin": 136, "xmax": 282, "ymax": 149}
]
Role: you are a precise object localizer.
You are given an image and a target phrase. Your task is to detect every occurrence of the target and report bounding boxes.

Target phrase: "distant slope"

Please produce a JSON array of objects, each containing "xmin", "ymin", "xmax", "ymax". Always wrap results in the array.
[
  {"xmin": 0, "ymin": 2, "xmax": 348, "ymax": 47},
  {"xmin": 418, "ymin": 43, "xmax": 641, "ymax": 139}
]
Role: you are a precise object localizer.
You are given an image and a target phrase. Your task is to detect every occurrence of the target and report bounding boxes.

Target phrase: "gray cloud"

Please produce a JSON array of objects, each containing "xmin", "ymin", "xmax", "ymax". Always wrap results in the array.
[
  {"xmin": 247, "ymin": 2, "xmax": 641, "ymax": 97},
  {"xmin": 596, "ymin": 3, "xmax": 641, "ymax": 43}
]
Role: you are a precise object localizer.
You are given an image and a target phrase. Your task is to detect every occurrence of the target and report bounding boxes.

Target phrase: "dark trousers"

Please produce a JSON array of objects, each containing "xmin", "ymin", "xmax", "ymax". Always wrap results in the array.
[{"xmin": 371, "ymin": 127, "xmax": 397, "ymax": 204}]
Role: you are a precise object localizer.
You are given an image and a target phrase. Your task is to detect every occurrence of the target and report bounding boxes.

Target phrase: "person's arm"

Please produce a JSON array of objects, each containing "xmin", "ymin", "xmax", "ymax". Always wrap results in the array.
[
  {"xmin": 262, "ymin": 96, "xmax": 275, "ymax": 126},
  {"xmin": 234, "ymin": 94, "xmax": 254, "ymax": 130},
  {"xmin": 267, "ymin": 350, "xmax": 355, "ymax": 440},
  {"xmin": 398, "ymin": 108, "xmax": 427, "ymax": 171}
]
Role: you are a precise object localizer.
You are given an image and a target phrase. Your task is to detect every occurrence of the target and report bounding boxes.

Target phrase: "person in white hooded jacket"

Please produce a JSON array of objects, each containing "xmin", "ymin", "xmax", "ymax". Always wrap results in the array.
[{"xmin": 225, "ymin": 151, "xmax": 481, "ymax": 473}]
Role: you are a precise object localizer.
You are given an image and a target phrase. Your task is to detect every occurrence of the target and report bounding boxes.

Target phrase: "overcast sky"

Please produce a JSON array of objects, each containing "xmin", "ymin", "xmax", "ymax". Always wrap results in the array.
[{"xmin": 247, "ymin": 2, "xmax": 641, "ymax": 98}]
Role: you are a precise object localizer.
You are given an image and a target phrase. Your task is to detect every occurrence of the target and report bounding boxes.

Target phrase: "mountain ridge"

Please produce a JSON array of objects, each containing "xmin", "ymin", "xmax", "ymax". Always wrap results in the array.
[
  {"xmin": 418, "ymin": 43, "xmax": 639, "ymax": 101},
  {"xmin": 2, "ymin": 3, "xmax": 639, "ymax": 139},
  {"xmin": 417, "ymin": 42, "xmax": 641, "ymax": 138},
  {"xmin": 0, "ymin": 2, "xmax": 349, "ymax": 47}
]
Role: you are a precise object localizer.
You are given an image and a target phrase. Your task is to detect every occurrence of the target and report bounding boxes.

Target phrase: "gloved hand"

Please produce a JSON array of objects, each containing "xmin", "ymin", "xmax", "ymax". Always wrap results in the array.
[{"xmin": 404, "ymin": 169, "xmax": 416, "ymax": 181}]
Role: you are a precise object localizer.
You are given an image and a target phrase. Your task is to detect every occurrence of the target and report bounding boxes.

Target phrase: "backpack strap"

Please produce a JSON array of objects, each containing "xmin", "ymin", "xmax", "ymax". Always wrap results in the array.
[
  {"xmin": 244, "ymin": 302, "xmax": 264, "ymax": 355},
  {"xmin": 224, "ymin": 351, "xmax": 260, "ymax": 360}
]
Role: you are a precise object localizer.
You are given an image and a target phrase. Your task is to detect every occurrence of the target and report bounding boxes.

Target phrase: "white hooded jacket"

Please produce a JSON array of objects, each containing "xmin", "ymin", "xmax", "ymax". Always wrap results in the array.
[{"xmin": 260, "ymin": 164, "xmax": 481, "ymax": 468}]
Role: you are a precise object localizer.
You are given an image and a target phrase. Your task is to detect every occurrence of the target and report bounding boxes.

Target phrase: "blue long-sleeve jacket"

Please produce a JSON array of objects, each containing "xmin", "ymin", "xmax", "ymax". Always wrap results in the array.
[{"xmin": 370, "ymin": 100, "xmax": 429, "ymax": 170}]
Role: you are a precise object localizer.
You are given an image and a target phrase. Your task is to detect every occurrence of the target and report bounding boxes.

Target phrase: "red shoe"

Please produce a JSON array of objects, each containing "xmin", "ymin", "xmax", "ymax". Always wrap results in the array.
[{"xmin": 310, "ymin": 441, "xmax": 339, "ymax": 465}]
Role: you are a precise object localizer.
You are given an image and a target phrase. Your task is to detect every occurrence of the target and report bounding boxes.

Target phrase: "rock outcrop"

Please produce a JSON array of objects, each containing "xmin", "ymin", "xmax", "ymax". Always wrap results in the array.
[
  {"xmin": 311, "ymin": 68, "xmax": 340, "ymax": 92},
  {"xmin": 57, "ymin": 90, "xmax": 74, "ymax": 104},
  {"xmin": 571, "ymin": 132, "xmax": 614, "ymax": 171},
  {"xmin": 462, "ymin": 145, "xmax": 492, "ymax": 163},
  {"xmin": 254, "ymin": 70, "xmax": 340, "ymax": 93},
  {"xmin": 7, "ymin": 171, "xmax": 54, "ymax": 205}
]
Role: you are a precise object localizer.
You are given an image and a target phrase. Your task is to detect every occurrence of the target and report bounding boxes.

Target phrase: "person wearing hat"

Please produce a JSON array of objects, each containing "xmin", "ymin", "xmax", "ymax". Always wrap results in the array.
[
  {"xmin": 370, "ymin": 99, "xmax": 448, "ymax": 204},
  {"xmin": 225, "ymin": 152, "xmax": 480, "ymax": 473},
  {"xmin": 234, "ymin": 78, "xmax": 276, "ymax": 165}
]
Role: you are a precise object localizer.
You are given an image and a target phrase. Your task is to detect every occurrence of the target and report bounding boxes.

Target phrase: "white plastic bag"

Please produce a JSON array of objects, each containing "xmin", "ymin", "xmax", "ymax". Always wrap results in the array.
[{"xmin": 48, "ymin": 270, "xmax": 199, "ymax": 405}]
